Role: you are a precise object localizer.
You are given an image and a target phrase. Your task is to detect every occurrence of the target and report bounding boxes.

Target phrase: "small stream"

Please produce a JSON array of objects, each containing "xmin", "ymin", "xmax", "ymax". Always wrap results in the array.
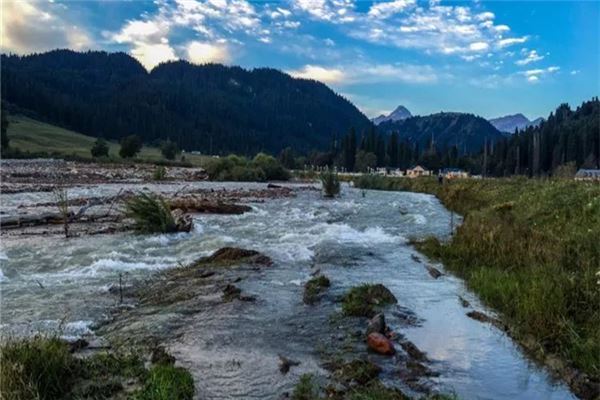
[{"xmin": 0, "ymin": 182, "xmax": 575, "ymax": 399}]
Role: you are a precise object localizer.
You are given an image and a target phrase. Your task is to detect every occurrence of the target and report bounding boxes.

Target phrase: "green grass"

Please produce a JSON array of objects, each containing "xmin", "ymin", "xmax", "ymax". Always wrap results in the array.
[
  {"xmin": 291, "ymin": 374, "xmax": 321, "ymax": 400},
  {"xmin": 6, "ymin": 115, "xmax": 208, "ymax": 165},
  {"xmin": 136, "ymin": 365, "xmax": 194, "ymax": 400},
  {"xmin": 354, "ymin": 175, "xmax": 600, "ymax": 379},
  {"xmin": 0, "ymin": 337, "xmax": 194, "ymax": 400},
  {"xmin": 0, "ymin": 337, "xmax": 76, "ymax": 399},
  {"xmin": 341, "ymin": 284, "xmax": 397, "ymax": 317}
]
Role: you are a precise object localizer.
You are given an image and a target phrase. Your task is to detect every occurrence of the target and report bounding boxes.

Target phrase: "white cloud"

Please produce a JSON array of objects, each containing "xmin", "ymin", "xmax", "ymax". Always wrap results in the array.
[
  {"xmin": 287, "ymin": 62, "xmax": 439, "ymax": 85},
  {"xmin": 131, "ymin": 42, "xmax": 177, "ymax": 70},
  {"xmin": 186, "ymin": 41, "xmax": 230, "ymax": 64},
  {"xmin": 469, "ymin": 42, "xmax": 489, "ymax": 52},
  {"xmin": 292, "ymin": 0, "xmax": 355, "ymax": 23},
  {"xmin": 520, "ymin": 66, "xmax": 560, "ymax": 83},
  {"xmin": 570, "ymin": 70, "xmax": 580, "ymax": 75},
  {"xmin": 1, "ymin": 1, "xmax": 91, "ymax": 54},
  {"xmin": 287, "ymin": 64, "xmax": 346, "ymax": 83},
  {"xmin": 515, "ymin": 49, "xmax": 544, "ymax": 65},
  {"xmin": 497, "ymin": 36, "xmax": 528, "ymax": 48},
  {"xmin": 368, "ymin": 0, "xmax": 415, "ymax": 19}
]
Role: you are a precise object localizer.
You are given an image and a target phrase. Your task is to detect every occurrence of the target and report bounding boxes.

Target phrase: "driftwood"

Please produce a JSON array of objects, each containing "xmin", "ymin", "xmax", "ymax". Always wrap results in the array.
[
  {"xmin": 169, "ymin": 197, "xmax": 252, "ymax": 214},
  {"xmin": 0, "ymin": 211, "xmax": 123, "ymax": 229}
]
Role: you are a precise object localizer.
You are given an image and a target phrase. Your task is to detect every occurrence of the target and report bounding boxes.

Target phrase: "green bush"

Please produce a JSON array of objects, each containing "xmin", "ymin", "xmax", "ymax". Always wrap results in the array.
[
  {"xmin": 90, "ymin": 138, "xmax": 109, "ymax": 158},
  {"xmin": 304, "ymin": 275, "xmax": 331, "ymax": 304},
  {"xmin": 125, "ymin": 192, "xmax": 177, "ymax": 233},
  {"xmin": 119, "ymin": 134, "xmax": 143, "ymax": 158},
  {"xmin": 292, "ymin": 374, "xmax": 321, "ymax": 400},
  {"xmin": 204, "ymin": 153, "xmax": 290, "ymax": 181},
  {"xmin": 0, "ymin": 337, "xmax": 76, "ymax": 400},
  {"xmin": 153, "ymin": 165, "xmax": 167, "ymax": 181}
]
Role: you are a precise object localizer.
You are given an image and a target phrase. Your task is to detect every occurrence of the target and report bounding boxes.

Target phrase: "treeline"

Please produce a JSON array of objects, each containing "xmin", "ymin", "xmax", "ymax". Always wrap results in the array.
[
  {"xmin": 288, "ymin": 98, "xmax": 599, "ymax": 176},
  {"xmin": 1, "ymin": 49, "xmax": 371, "ymax": 155},
  {"xmin": 484, "ymin": 98, "xmax": 600, "ymax": 176}
]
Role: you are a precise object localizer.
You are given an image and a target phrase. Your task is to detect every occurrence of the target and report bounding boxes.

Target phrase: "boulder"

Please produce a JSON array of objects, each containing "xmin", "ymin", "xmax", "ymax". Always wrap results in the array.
[
  {"xmin": 367, "ymin": 332, "xmax": 395, "ymax": 355},
  {"xmin": 366, "ymin": 313, "xmax": 386, "ymax": 335},
  {"xmin": 200, "ymin": 247, "xmax": 273, "ymax": 266},
  {"xmin": 172, "ymin": 209, "xmax": 192, "ymax": 233}
]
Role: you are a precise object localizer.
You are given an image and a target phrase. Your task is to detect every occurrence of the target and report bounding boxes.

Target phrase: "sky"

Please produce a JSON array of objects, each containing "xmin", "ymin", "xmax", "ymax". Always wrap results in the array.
[{"xmin": 1, "ymin": 0, "xmax": 598, "ymax": 119}]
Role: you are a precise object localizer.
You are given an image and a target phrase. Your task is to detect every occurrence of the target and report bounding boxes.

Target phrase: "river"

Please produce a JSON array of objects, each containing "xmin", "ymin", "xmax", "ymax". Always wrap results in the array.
[{"xmin": 0, "ymin": 182, "xmax": 575, "ymax": 399}]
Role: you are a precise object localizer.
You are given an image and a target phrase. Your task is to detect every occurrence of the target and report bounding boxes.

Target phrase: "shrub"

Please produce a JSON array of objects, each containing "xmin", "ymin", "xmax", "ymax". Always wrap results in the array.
[
  {"xmin": 125, "ymin": 192, "xmax": 177, "ymax": 233},
  {"xmin": 153, "ymin": 166, "xmax": 167, "ymax": 181},
  {"xmin": 160, "ymin": 140, "xmax": 179, "ymax": 160},
  {"xmin": 0, "ymin": 337, "xmax": 76, "ymax": 399},
  {"xmin": 341, "ymin": 284, "xmax": 397, "ymax": 317},
  {"xmin": 119, "ymin": 135, "xmax": 143, "ymax": 158},
  {"xmin": 204, "ymin": 154, "xmax": 290, "ymax": 182},
  {"xmin": 320, "ymin": 170, "xmax": 340, "ymax": 198},
  {"xmin": 90, "ymin": 138, "xmax": 109, "ymax": 158}
]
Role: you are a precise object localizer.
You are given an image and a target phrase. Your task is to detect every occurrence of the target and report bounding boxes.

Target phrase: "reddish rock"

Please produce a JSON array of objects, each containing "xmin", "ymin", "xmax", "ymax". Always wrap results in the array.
[{"xmin": 367, "ymin": 332, "xmax": 396, "ymax": 355}]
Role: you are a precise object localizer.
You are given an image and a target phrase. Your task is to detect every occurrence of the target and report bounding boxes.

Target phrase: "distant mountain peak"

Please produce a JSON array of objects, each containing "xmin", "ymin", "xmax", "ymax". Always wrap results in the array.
[
  {"xmin": 372, "ymin": 105, "xmax": 412, "ymax": 125},
  {"xmin": 488, "ymin": 113, "xmax": 543, "ymax": 133}
]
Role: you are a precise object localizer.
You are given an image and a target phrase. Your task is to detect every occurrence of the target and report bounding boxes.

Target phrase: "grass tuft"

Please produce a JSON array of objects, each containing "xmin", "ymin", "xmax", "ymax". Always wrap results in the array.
[
  {"xmin": 320, "ymin": 170, "xmax": 341, "ymax": 198},
  {"xmin": 341, "ymin": 284, "xmax": 397, "ymax": 317},
  {"xmin": 136, "ymin": 364, "xmax": 194, "ymax": 400},
  {"xmin": 125, "ymin": 192, "xmax": 177, "ymax": 234}
]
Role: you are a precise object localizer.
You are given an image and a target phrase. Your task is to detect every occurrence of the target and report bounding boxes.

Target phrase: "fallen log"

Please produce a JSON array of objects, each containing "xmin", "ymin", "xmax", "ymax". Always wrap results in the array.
[
  {"xmin": 0, "ymin": 212, "xmax": 74, "ymax": 229},
  {"xmin": 169, "ymin": 197, "xmax": 252, "ymax": 214}
]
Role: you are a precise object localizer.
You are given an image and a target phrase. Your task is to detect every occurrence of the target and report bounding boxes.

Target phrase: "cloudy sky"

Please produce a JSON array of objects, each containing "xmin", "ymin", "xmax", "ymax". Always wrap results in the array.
[{"xmin": 2, "ymin": 0, "xmax": 598, "ymax": 119}]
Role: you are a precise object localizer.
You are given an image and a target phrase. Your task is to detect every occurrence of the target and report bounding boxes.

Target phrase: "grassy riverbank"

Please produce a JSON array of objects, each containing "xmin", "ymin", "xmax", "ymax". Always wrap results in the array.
[{"xmin": 354, "ymin": 176, "xmax": 600, "ymax": 384}]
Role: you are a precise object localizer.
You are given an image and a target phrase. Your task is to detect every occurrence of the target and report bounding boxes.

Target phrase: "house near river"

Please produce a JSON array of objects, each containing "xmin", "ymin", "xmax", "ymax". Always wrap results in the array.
[{"xmin": 575, "ymin": 169, "xmax": 600, "ymax": 181}]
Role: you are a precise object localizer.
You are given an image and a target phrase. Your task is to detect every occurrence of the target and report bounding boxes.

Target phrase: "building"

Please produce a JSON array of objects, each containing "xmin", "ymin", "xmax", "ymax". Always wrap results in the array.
[
  {"xmin": 406, "ymin": 165, "xmax": 431, "ymax": 178},
  {"xmin": 575, "ymin": 169, "xmax": 600, "ymax": 181},
  {"xmin": 440, "ymin": 168, "xmax": 469, "ymax": 179}
]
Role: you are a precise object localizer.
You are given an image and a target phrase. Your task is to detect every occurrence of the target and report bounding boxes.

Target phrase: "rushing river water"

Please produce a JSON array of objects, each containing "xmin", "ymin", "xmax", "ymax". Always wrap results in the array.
[{"xmin": 0, "ymin": 182, "xmax": 575, "ymax": 399}]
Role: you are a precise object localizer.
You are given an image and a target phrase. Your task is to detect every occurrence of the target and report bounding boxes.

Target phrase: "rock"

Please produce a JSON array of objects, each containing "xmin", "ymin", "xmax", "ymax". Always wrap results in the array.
[
  {"xmin": 400, "ymin": 340, "xmax": 426, "ymax": 361},
  {"xmin": 366, "ymin": 313, "xmax": 386, "ymax": 335},
  {"xmin": 151, "ymin": 346, "xmax": 176, "ymax": 365},
  {"xmin": 223, "ymin": 284, "xmax": 242, "ymax": 301},
  {"xmin": 278, "ymin": 355, "xmax": 300, "ymax": 374},
  {"xmin": 267, "ymin": 183, "xmax": 282, "ymax": 189},
  {"xmin": 467, "ymin": 310, "xmax": 495, "ymax": 323},
  {"xmin": 426, "ymin": 265, "xmax": 442, "ymax": 279},
  {"xmin": 411, "ymin": 254, "xmax": 421, "ymax": 263},
  {"xmin": 367, "ymin": 332, "xmax": 395, "ymax": 355},
  {"xmin": 172, "ymin": 209, "xmax": 192, "ymax": 232},
  {"xmin": 459, "ymin": 296, "xmax": 470, "ymax": 308},
  {"xmin": 200, "ymin": 247, "xmax": 273, "ymax": 266},
  {"xmin": 68, "ymin": 338, "xmax": 89, "ymax": 353},
  {"xmin": 170, "ymin": 197, "xmax": 252, "ymax": 214}
]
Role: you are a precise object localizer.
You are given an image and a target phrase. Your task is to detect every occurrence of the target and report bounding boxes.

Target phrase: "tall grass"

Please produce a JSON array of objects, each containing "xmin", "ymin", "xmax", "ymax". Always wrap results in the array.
[
  {"xmin": 125, "ymin": 192, "xmax": 177, "ymax": 233},
  {"xmin": 355, "ymin": 176, "xmax": 600, "ymax": 379},
  {"xmin": 0, "ymin": 337, "xmax": 76, "ymax": 399},
  {"xmin": 320, "ymin": 170, "xmax": 341, "ymax": 198}
]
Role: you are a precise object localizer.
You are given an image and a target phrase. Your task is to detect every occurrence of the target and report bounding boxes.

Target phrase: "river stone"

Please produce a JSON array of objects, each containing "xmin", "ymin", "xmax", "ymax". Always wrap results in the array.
[
  {"xmin": 367, "ymin": 332, "xmax": 395, "ymax": 355},
  {"xmin": 200, "ymin": 247, "xmax": 273, "ymax": 266},
  {"xmin": 366, "ymin": 313, "xmax": 386, "ymax": 335}
]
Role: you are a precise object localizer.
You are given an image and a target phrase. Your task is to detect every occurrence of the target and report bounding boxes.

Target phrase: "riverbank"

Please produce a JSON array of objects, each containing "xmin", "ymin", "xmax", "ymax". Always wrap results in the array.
[{"xmin": 354, "ymin": 175, "xmax": 600, "ymax": 398}]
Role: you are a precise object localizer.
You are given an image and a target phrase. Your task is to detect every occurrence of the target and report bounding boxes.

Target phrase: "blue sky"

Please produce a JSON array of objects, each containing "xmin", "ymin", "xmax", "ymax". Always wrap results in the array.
[{"xmin": 2, "ymin": 0, "xmax": 598, "ymax": 119}]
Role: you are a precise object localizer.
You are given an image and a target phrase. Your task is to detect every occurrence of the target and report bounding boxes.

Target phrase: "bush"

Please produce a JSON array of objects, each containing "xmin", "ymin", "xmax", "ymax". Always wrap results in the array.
[
  {"xmin": 320, "ymin": 170, "xmax": 340, "ymax": 198},
  {"xmin": 204, "ymin": 154, "xmax": 290, "ymax": 182},
  {"xmin": 0, "ymin": 337, "xmax": 76, "ymax": 399},
  {"xmin": 119, "ymin": 135, "xmax": 143, "ymax": 158},
  {"xmin": 90, "ymin": 138, "xmax": 109, "ymax": 158},
  {"xmin": 160, "ymin": 140, "xmax": 179, "ymax": 160},
  {"xmin": 125, "ymin": 192, "xmax": 177, "ymax": 233}
]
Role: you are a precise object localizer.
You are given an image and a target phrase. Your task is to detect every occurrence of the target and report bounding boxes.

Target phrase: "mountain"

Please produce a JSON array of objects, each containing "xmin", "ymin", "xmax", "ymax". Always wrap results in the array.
[
  {"xmin": 378, "ymin": 112, "xmax": 505, "ymax": 154},
  {"xmin": 0, "ymin": 50, "xmax": 372, "ymax": 155},
  {"xmin": 488, "ymin": 113, "xmax": 544, "ymax": 133},
  {"xmin": 372, "ymin": 105, "xmax": 412, "ymax": 125}
]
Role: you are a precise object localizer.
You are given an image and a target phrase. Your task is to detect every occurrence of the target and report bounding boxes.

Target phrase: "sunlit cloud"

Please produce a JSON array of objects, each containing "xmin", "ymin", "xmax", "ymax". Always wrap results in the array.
[
  {"xmin": 1, "ymin": 1, "xmax": 91, "ymax": 54},
  {"xmin": 186, "ymin": 41, "xmax": 230, "ymax": 64},
  {"xmin": 515, "ymin": 49, "xmax": 544, "ymax": 65},
  {"xmin": 287, "ymin": 64, "xmax": 346, "ymax": 83}
]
